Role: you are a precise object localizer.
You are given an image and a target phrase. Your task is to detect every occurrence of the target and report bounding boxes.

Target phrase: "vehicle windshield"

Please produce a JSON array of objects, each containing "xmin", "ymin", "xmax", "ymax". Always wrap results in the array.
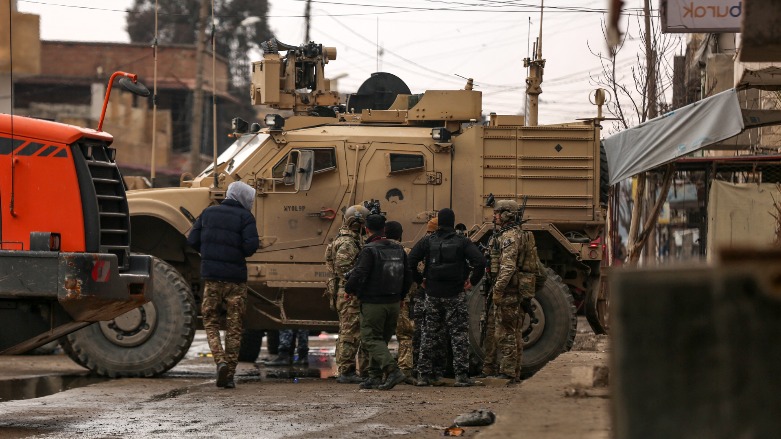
[{"xmin": 198, "ymin": 133, "xmax": 269, "ymax": 177}]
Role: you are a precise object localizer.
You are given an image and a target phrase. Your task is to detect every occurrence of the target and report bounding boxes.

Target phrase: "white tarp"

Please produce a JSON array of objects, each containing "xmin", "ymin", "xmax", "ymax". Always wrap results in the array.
[
  {"xmin": 707, "ymin": 181, "xmax": 779, "ymax": 261},
  {"xmin": 603, "ymin": 88, "xmax": 745, "ymax": 185}
]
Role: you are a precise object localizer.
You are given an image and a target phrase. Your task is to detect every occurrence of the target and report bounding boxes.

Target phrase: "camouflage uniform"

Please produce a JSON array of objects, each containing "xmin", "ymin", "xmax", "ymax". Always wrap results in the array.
[
  {"xmin": 325, "ymin": 226, "xmax": 367, "ymax": 376},
  {"xmin": 202, "ymin": 280, "xmax": 248, "ymax": 380},
  {"xmin": 490, "ymin": 224, "xmax": 537, "ymax": 379},
  {"xmin": 418, "ymin": 291, "xmax": 470, "ymax": 377},
  {"xmin": 481, "ymin": 304, "xmax": 498, "ymax": 376},
  {"xmin": 389, "ymin": 242, "xmax": 416, "ymax": 375},
  {"xmin": 278, "ymin": 329, "xmax": 309, "ymax": 360}
]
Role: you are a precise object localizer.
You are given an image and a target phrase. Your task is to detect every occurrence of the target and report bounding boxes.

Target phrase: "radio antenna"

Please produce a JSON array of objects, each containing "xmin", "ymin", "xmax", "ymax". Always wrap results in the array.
[
  {"xmin": 150, "ymin": 0, "xmax": 158, "ymax": 187},
  {"xmin": 523, "ymin": 1, "xmax": 546, "ymax": 126}
]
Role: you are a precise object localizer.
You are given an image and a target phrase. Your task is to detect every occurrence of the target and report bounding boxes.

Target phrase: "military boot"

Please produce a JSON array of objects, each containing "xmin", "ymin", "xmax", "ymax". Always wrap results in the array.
[
  {"xmin": 454, "ymin": 374, "xmax": 475, "ymax": 387},
  {"xmin": 379, "ymin": 368, "xmax": 406, "ymax": 391},
  {"xmin": 265, "ymin": 352, "xmax": 292, "ymax": 367},
  {"xmin": 336, "ymin": 372, "xmax": 363, "ymax": 384},
  {"xmin": 293, "ymin": 350, "xmax": 309, "ymax": 367},
  {"xmin": 359, "ymin": 376, "xmax": 383, "ymax": 389},
  {"xmin": 216, "ymin": 362, "xmax": 229, "ymax": 388},
  {"xmin": 415, "ymin": 374, "xmax": 432, "ymax": 386}
]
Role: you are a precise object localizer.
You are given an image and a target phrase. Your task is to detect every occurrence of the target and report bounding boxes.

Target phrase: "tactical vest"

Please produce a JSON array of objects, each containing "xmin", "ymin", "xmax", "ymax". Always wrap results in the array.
[
  {"xmin": 426, "ymin": 231, "xmax": 465, "ymax": 282},
  {"xmin": 363, "ymin": 241, "xmax": 406, "ymax": 297}
]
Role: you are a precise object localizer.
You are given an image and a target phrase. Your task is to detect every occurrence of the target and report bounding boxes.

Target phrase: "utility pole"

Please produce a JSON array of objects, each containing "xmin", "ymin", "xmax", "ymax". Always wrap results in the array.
[
  {"xmin": 644, "ymin": 0, "xmax": 657, "ymax": 120},
  {"xmin": 304, "ymin": 0, "xmax": 311, "ymax": 42},
  {"xmin": 189, "ymin": 0, "xmax": 209, "ymax": 175}
]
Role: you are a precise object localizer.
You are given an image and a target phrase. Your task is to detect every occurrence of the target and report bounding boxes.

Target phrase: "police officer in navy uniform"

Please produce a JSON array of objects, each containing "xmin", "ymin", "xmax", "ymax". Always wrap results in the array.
[{"xmin": 408, "ymin": 208, "xmax": 485, "ymax": 387}]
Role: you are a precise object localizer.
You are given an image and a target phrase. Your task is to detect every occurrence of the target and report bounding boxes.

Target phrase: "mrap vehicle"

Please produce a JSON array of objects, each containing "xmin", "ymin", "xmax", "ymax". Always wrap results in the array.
[
  {"xmin": 68, "ymin": 40, "xmax": 608, "ymax": 378},
  {"xmin": 0, "ymin": 73, "xmax": 188, "ymax": 378}
]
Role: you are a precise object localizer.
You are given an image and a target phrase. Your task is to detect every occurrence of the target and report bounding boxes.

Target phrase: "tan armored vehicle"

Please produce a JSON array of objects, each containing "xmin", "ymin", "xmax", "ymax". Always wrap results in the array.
[{"xmin": 63, "ymin": 39, "xmax": 608, "ymax": 378}]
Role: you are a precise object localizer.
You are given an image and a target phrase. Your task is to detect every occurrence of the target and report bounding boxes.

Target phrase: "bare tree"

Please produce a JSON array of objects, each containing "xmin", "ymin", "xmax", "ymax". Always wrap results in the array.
[
  {"xmin": 588, "ymin": 13, "xmax": 680, "ymax": 132},
  {"xmin": 589, "ymin": 2, "xmax": 680, "ymax": 265},
  {"xmin": 126, "ymin": 0, "xmax": 273, "ymax": 94}
]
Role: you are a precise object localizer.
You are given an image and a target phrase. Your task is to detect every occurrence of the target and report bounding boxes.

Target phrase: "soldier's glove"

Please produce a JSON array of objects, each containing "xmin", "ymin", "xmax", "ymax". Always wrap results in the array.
[
  {"xmin": 520, "ymin": 297, "xmax": 539, "ymax": 324},
  {"xmin": 520, "ymin": 296, "xmax": 533, "ymax": 315}
]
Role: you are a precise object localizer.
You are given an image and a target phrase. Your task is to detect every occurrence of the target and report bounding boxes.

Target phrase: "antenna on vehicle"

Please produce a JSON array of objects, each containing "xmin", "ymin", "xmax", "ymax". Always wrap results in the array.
[
  {"xmin": 150, "ymin": 0, "xmax": 158, "ymax": 188},
  {"xmin": 7, "ymin": 0, "xmax": 16, "ymax": 218},
  {"xmin": 524, "ymin": 1, "xmax": 546, "ymax": 127},
  {"xmin": 211, "ymin": 0, "xmax": 218, "ymax": 189}
]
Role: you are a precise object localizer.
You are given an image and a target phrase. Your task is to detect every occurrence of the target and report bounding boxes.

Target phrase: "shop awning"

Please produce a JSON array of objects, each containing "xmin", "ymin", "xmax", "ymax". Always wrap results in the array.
[{"xmin": 603, "ymin": 88, "xmax": 744, "ymax": 185}]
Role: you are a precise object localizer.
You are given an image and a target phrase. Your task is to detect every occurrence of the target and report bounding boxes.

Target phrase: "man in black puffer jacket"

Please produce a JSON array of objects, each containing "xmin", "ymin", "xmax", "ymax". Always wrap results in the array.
[
  {"xmin": 188, "ymin": 181, "xmax": 259, "ymax": 389},
  {"xmin": 408, "ymin": 208, "xmax": 485, "ymax": 387}
]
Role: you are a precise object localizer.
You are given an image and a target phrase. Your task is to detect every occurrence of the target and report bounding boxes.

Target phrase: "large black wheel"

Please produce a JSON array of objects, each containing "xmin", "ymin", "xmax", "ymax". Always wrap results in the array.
[
  {"xmin": 238, "ymin": 329, "xmax": 264, "ymax": 362},
  {"xmin": 467, "ymin": 267, "xmax": 576, "ymax": 378},
  {"xmin": 60, "ymin": 258, "xmax": 196, "ymax": 377}
]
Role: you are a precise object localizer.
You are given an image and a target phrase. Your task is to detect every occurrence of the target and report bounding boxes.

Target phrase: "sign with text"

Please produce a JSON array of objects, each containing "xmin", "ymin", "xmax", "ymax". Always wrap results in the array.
[{"xmin": 661, "ymin": 0, "xmax": 742, "ymax": 33}]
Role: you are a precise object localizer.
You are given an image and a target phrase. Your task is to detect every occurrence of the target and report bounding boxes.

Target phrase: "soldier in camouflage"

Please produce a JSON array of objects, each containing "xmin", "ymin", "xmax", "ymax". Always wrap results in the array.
[
  {"xmin": 488, "ymin": 199, "xmax": 539, "ymax": 381},
  {"xmin": 384, "ymin": 221, "xmax": 416, "ymax": 382},
  {"xmin": 325, "ymin": 204, "xmax": 369, "ymax": 383},
  {"xmin": 187, "ymin": 181, "xmax": 259, "ymax": 389}
]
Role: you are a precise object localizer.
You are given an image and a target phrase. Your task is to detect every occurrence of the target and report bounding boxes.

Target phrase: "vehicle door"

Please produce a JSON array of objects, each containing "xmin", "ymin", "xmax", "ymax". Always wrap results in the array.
[
  {"xmin": 354, "ymin": 142, "xmax": 437, "ymax": 244},
  {"xmin": 257, "ymin": 142, "xmax": 347, "ymax": 250}
]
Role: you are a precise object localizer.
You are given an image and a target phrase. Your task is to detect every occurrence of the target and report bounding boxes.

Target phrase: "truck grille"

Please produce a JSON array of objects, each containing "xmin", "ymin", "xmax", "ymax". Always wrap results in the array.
[{"xmin": 75, "ymin": 143, "xmax": 130, "ymax": 270}]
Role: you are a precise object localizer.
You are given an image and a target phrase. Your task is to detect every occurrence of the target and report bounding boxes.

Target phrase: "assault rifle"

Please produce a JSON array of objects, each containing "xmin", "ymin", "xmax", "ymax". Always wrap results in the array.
[{"xmin": 479, "ymin": 242, "xmax": 497, "ymax": 346}]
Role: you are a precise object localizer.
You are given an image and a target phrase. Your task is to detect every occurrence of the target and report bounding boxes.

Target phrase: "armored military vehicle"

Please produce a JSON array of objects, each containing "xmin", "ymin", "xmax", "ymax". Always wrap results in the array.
[{"xmin": 63, "ymin": 39, "xmax": 608, "ymax": 378}]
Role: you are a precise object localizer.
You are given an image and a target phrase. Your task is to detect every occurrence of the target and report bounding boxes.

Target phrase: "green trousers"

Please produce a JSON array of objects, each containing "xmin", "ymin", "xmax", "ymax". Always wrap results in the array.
[{"xmin": 360, "ymin": 302, "xmax": 401, "ymax": 379}]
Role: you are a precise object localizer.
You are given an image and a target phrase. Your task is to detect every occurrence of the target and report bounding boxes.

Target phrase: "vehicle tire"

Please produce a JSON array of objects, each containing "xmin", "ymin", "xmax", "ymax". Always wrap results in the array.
[
  {"xmin": 238, "ymin": 329, "xmax": 264, "ymax": 362},
  {"xmin": 467, "ymin": 267, "xmax": 576, "ymax": 378},
  {"xmin": 600, "ymin": 142, "xmax": 610, "ymax": 206},
  {"xmin": 60, "ymin": 258, "xmax": 196, "ymax": 377}
]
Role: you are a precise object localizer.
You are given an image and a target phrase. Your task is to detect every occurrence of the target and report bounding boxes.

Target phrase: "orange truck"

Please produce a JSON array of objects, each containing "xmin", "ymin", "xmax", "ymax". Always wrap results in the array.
[{"xmin": 0, "ymin": 73, "xmax": 155, "ymax": 362}]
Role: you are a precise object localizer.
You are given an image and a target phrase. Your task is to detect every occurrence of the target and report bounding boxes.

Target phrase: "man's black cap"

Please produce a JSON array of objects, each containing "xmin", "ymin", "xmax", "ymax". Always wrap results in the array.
[
  {"xmin": 437, "ymin": 208, "xmax": 455, "ymax": 227},
  {"xmin": 366, "ymin": 214, "xmax": 386, "ymax": 232},
  {"xmin": 385, "ymin": 221, "xmax": 403, "ymax": 241}
]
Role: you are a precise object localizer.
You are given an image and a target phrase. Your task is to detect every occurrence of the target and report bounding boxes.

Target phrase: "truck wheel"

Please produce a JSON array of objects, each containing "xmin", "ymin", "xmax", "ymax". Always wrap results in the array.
[
  {"xmin": 467, "ymin": 267, "xmax": 576, "ymax": 378},
  {"xmin": 238, "ymin": 329, "xmax": 264, "ymax": 362},
  {"xmin": 60, "ymin": 258, "xmax": 196, "ymax": 377}
]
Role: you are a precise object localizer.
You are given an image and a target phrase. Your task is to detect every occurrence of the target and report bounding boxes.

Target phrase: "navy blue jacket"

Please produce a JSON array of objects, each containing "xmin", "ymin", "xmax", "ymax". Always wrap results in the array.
[
  {"xmin": 187, "ymin": 199, "xmax": 259, "ymax": 282},
  {"xmin": 408, "ymin": 227, "xmax": 485, "ymax": 298}
]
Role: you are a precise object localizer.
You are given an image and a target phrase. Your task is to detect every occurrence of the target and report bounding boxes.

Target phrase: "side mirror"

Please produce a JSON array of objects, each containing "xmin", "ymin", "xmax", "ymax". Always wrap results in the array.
[
  {"xmin": 296, "ymin": 150, "xmax": 314, "ymax": 191},
  {"xmin": 282, "ymin": 162, "xmax": 296, "ymax": 186}
]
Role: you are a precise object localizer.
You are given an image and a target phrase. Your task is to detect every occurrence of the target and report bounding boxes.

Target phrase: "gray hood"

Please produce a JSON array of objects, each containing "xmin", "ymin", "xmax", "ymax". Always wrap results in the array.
[{"xmin": 226, "ymin": 181, "xmax": 255, "ymax": 211}]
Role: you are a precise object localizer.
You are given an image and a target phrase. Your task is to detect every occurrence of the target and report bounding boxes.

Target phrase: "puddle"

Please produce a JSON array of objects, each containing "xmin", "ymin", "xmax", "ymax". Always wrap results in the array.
[
  {"xmin": 258, "ymin": 349, "xmax": 338, "ymax": 379},
  {"xmin": 0, "ymin": 375, "xmax": 108, "ymax": 402}
]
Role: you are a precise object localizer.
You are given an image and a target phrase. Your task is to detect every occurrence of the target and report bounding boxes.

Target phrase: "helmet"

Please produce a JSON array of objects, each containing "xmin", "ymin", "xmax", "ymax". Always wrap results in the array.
[
  {"xmin": 344, "ymin": 204, "xmax": 370, "ymax": 227},
  {"xmin": 493, "ymin": 199, "xmax": 519, "ymax": 223}
]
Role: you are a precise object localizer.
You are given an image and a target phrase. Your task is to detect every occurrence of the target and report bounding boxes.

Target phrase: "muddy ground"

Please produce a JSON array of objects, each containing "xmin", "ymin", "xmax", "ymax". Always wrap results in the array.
[{"xmin": 0, "ymin": 319, "xmax": 610, "ymax": 438}]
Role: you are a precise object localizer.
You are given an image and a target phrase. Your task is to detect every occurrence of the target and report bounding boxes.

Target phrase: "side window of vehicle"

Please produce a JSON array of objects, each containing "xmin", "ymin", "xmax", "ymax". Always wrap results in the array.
[
  {"xmin": 387, "ymin": 153, "xmax": 425, "ymax": 174},
  {"xmin": 313, "ymin": 149, "xmax": 336, "ymax": 174},
  {"xmin": 272, "ymin": 148, "xmax": 336, "ymax": 179}
]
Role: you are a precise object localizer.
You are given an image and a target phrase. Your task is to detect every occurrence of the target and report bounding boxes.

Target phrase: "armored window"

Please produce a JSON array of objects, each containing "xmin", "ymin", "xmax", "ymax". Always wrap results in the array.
[
  {"xmin": 388, "ymin": 153, "xmax": 425, "ymax": 174},
  {"xmin": 313, "ymin": 149, "xmax": 337, "ymax": 173},
  {"xmin": 272, "ymin": 148, "xmax": 336, "ymax": 179},
  {"xmin": 272, "ymin": 153, "xmax": 291, "ymax": 179}
]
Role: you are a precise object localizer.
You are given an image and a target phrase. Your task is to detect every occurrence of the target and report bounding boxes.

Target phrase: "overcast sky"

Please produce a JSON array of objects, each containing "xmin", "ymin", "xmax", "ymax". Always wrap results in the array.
[{"xmin": 16, "ymin": 0, "xmax": 666, "ymax": 124}]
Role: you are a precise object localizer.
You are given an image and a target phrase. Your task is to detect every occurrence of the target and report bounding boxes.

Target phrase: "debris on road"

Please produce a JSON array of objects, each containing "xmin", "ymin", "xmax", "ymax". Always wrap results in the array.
[{"xmin": 454, "ymin": 409, "xmax": 496, "ymax": 426}]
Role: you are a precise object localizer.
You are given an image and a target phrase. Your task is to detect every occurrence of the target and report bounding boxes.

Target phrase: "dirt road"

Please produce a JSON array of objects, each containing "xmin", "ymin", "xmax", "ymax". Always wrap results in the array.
[{"xmin": 0, "ymin": 322, "xmax": 609, "ymax": 438}]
